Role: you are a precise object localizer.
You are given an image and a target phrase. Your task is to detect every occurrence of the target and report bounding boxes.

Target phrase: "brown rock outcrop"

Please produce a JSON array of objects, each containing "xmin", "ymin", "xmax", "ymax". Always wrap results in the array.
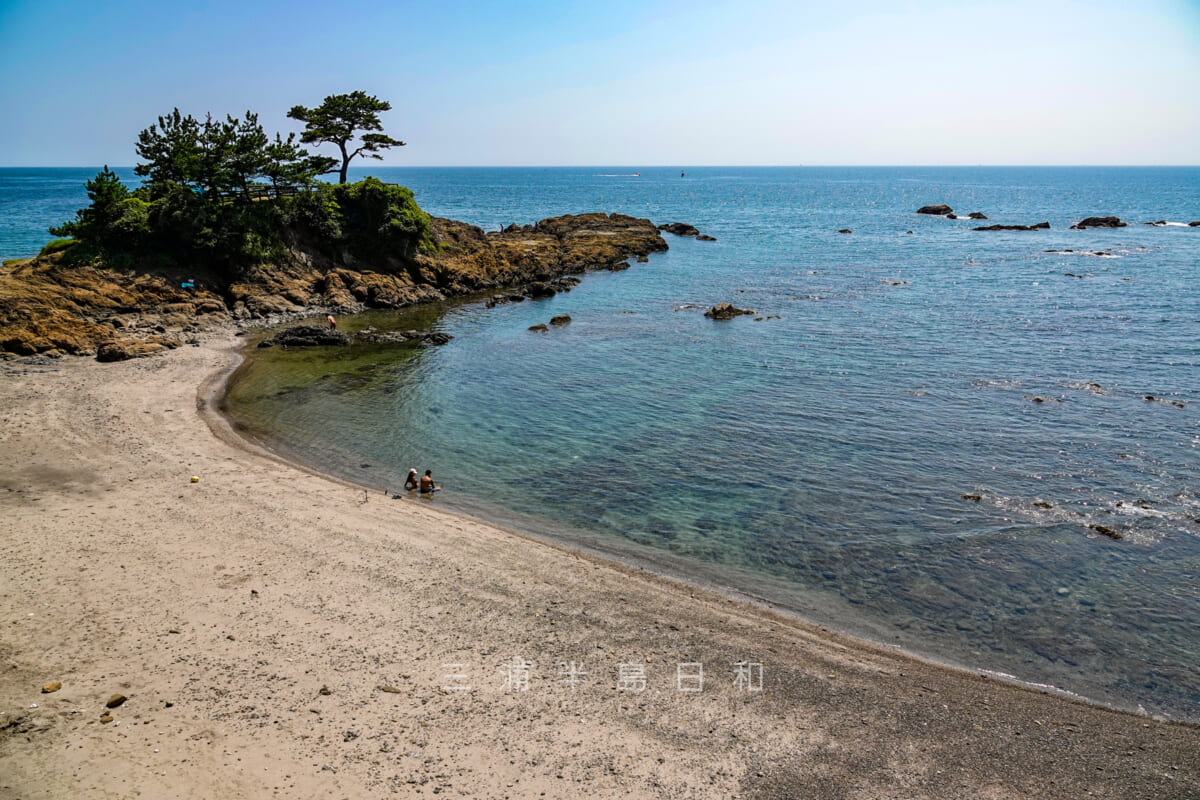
[{"xmin": 0, "ymin": 212, "xmax": 668, "ymax": 360}]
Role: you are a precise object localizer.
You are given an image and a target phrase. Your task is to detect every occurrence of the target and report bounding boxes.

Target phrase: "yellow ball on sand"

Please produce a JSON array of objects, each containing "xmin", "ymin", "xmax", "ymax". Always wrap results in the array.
[{"xmin": 190, "ymin": 476, "xmax": 199, "ymax": 483}]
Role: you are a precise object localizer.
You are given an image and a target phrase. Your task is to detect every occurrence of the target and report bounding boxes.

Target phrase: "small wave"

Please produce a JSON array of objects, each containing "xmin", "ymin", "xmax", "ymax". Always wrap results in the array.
[
  {"xmin": 1063, "ymin": 381, "xmax": 1110, "ymax": 396},
  {"xmin": 971, "ymin": 378, "xmax": 1023, "ymax": 391},
  {"xmin": 1112, "ymin": 499, "xmax": 1170, "ymax": 519}
]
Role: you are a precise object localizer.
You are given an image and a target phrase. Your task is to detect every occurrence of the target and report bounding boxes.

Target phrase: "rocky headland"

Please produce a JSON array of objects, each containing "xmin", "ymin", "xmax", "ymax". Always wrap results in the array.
[{"xmin": 0, "ymin": 212, "xmax": 667, "ymax": 360}]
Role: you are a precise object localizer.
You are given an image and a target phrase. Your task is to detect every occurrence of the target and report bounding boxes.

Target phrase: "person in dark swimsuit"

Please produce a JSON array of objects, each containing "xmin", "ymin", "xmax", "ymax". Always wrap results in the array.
[
  {"xmin": 419, "ymin": 470, "xmax": 439, "ymax": 494},
  {"xmin": 404, "ymin": 469, "xmax": 419, "ymax": 490}
]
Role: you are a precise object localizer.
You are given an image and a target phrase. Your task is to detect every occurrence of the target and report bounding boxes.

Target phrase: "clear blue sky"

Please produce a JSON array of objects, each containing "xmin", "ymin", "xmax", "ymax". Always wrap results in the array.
[{"xmin": 1, "ymin": 0, "xmax": 1197, "ymax": 166}]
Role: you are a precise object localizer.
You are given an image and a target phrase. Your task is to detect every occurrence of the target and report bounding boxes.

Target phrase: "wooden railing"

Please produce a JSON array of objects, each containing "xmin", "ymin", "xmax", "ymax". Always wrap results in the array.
[{"xmin": 209, "ymin": 182, "xmax": 402, "ymax": 202}]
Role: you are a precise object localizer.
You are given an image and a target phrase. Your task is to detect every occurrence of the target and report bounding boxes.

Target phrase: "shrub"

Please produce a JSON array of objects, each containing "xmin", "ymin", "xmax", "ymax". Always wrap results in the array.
[{"xmin": 39, "ymin": 238, "xmax": 77, "ymax": 256}]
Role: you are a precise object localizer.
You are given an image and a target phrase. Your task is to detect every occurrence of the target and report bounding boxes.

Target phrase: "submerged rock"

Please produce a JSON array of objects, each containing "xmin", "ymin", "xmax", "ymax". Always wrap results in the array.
[
  {"xmin": 1070, "ymin": 216, "xmax": 1126, "ymax": 229},
  {"xmin": 359, "ymin": 329, "xmax": 452, "ymax": 346},
  {"xmin": 696, "ymin": 234, "xmax": 717, "ymax": 241},
  {"xmin": 704, "ymin": 302, "xmax": 755, "ymax": 320},
  {"xmin": 917, "ymin": 205, "xmax": 953, "ymax": 215},
  {"xmin": 838, "ymin": 229, "xmax": 853, "ymax": 234},
  {"xmin": 1088, "ymin": 523, "xmax": 1123, "ymax": 540}
]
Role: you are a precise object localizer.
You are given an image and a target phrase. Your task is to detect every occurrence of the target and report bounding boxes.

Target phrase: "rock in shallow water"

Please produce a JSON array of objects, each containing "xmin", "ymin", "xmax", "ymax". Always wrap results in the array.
[
  {"xmin": 260, "ymin": 325, "xmax": 352, "ymax": 348},
  {"xmin": 973, "ymin": 222, "xmax": 1050, "ymax": 231},
  {"xmin": 917, "ymin": 205, "xmax": 953, "ymax": 215},
  {"xmin": 704, "ymin": 303, "xmax": 755, "ymax": 320}
]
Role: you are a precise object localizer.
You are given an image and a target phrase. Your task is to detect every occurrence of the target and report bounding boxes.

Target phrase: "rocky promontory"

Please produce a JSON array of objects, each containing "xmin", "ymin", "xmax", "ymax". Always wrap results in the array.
[{"xmin": 0, "ymin": 212, "xmax": 669, "ymax": 359}]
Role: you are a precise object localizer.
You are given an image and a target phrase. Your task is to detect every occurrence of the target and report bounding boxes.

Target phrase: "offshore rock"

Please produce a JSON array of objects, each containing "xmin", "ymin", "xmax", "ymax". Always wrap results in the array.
[
  {"xmin": 974, "ymin": 220, "xmax": 1051, "ymax": 230},
  {"xmin": 549, "ymin": 314, "xmax": 571, "ymax": 326},
  {"xmin": 1190, "ymin": 221, "xmax": 1200, "ymax": 227},
  {"xmin": 968, "ymin": 212, "xmax": 989, "ymax": 220},
  {"xmin": 917, "ymin": 205, "xmax": 953, "ymax": 215},
  {"xmin": 1070, "ymin": 216, "xmax": 1126, "ymax": 230},
  {"xmin": 704, "ymin": 302, "xmax": 755, "ymax": 320},
  {"xmin": 528, "ymin": 324, "xmax": 549, "ymax": 333},
  {"xmin": 695, "ymin": 234, "xmax": 717, "ymax": 241},
  {"xmin": 657, "ymin": 222, "xmax": 701, "ymax": 237}
]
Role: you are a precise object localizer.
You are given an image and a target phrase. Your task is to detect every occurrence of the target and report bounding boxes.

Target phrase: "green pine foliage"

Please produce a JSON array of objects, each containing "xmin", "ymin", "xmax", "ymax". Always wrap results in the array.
[
  {"xmin": 48, "ymin": 95, "xmax": 427, "ymax": 279},
  {"xmin": 287, "ymin": 91, "xmax": 405, "ymax": 184}
]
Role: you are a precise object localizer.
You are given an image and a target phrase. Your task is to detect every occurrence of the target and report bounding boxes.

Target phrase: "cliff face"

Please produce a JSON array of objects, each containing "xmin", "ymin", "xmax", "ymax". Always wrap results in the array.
[{"xmin": 0, "ymin": 213, "xmax": 667, "ymax": 358}]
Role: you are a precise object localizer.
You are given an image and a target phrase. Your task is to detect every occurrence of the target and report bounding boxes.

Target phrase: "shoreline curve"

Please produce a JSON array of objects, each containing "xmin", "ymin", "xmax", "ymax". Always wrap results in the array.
[
  {"xmin": 1, "ymin": 338, "xmax": 1196, "ymax": 799},
  {"xmin": 208, "ymin": 338, "xmax": 1193, "ymax": 726}
]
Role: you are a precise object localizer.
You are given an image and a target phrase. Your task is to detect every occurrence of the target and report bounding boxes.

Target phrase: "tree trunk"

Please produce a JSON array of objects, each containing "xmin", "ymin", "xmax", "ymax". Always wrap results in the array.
[{"xmin": 338, "ymin": 141, "xmax": 350, "ymax": 184}]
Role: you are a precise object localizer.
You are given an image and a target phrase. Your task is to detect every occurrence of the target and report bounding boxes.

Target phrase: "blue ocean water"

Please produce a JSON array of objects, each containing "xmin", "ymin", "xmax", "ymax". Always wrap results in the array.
[
  {"xmin": 0, "ymin": 167, "xmax": 139, "ymax": 261},
  {"xmin": 5, "ymin": 166, "xmax": 1199, "ymax": 720}
]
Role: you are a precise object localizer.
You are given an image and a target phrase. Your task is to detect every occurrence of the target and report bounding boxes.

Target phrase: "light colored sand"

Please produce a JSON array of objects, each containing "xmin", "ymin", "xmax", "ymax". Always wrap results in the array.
[{"xmin": 0, "ymin": 339, "xmax": 1196, "ymax": 799}]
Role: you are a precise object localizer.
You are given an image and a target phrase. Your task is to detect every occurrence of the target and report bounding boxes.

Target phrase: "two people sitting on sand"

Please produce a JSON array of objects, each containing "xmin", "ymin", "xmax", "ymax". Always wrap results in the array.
[{"xmin": 404, "ymin": 468, "xmax": 440, "ymax": 494}]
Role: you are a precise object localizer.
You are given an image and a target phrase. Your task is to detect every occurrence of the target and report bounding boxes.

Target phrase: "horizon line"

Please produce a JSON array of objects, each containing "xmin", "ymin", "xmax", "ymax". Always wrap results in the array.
[{"xmin": 3, "ymin": 164, "xmax": 1200, "ymax": 170}]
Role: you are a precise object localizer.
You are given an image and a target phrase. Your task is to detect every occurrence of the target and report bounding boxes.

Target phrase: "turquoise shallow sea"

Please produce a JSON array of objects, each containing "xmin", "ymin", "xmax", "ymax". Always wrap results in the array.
[{"xmin": 6, "ymin": 166, "xmax": 1199, "ymax": 720}]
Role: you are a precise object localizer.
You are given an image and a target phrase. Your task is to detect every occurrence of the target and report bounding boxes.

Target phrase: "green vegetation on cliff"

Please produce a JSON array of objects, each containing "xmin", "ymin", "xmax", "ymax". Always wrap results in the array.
[{"xmin": 49, "ymin": 95, "xmax": 427, "ymax": 276}]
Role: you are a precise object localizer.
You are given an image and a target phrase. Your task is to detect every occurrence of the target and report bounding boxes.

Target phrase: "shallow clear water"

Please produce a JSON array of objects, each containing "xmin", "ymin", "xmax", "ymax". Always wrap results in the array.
[{"xmin": 6, "ymin": 166, "xmax": 1198, "ymax": 719}]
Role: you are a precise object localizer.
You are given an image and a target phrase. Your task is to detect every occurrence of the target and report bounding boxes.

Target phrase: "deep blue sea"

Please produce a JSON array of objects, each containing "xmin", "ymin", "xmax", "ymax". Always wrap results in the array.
[{"xmin": 5, "ymin": 166, "xmax": 1199, "ymax": 720}]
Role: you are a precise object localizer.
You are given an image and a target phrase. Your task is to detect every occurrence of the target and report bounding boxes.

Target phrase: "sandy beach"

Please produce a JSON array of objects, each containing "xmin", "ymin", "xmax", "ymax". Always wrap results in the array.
[{"xmin": 1, "ymin": 338, "xmax": 1197, "ymax": 799}]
